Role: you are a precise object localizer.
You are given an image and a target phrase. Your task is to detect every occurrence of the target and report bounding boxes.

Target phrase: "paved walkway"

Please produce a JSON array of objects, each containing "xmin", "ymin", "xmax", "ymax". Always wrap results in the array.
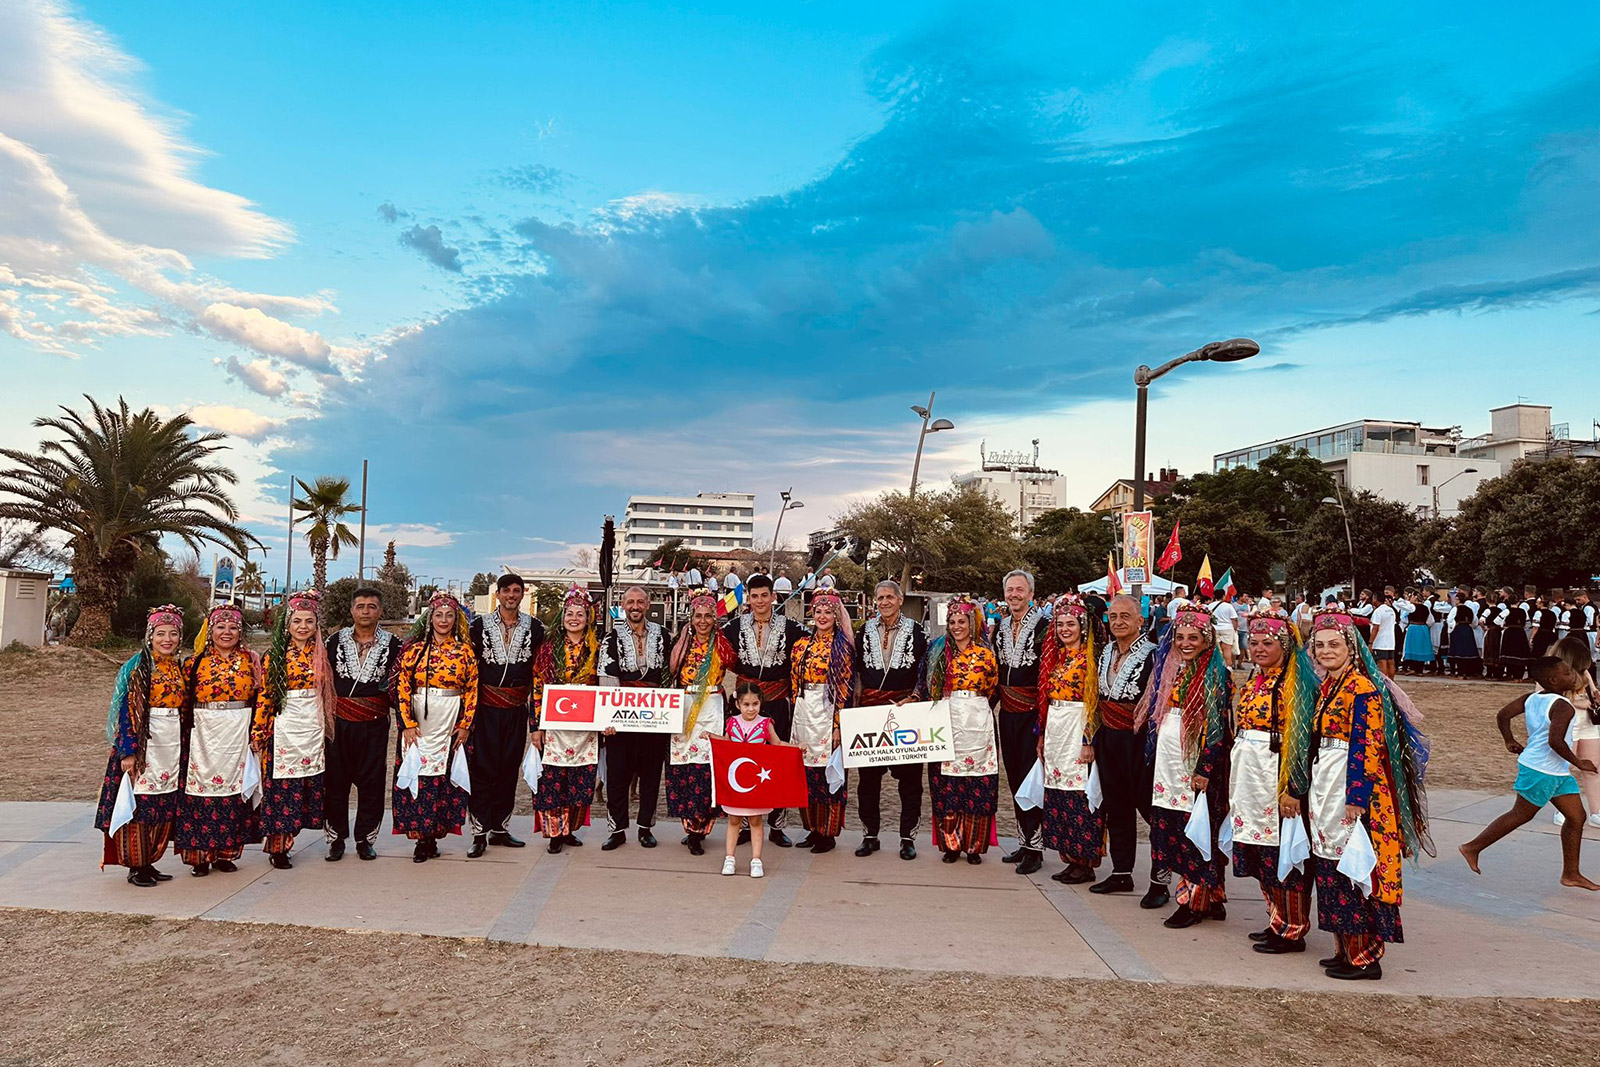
[{"xmin": 2, "ymin": 787, "xmax": 1597, "ymax": 997}]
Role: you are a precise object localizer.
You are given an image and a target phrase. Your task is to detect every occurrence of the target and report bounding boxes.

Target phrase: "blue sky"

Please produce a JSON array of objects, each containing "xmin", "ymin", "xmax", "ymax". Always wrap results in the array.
[{"xmin": 3, "ymin": 1, "xmax": 1598, "ymax": 584}]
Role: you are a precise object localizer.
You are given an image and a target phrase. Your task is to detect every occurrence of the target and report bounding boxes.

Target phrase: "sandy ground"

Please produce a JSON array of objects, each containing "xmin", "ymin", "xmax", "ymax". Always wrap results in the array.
[{"xmin": 0, "ymin": 908, "xmax": 1594, "ymax": 1067}]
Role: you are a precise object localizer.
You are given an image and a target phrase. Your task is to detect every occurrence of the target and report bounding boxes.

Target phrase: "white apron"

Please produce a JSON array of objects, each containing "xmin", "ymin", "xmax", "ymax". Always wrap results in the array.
[
  {"xmin": 1228, "ymin": 729, "xmax": 1280, "ymax": 846},
  {"xmin": 671, "ymin": 691, "xmax": 723, "ymax": 765},
  {"xmin": 272, "ymin": 688, "xmax": 326, "ymax": 780},
  {"xmin": 940, "ymin": 691, "xmax": 998, "ymax": 778},
  {"xmin": 792, "ymin": 687, "xmax": 834, "ymax": 768},
  {"xmin": 133, "ymin": 706, "xmax": 183, "ymax": 795},
  {"xmin": 186, "ymin": 701, "xmax": 252, "ymax": 797},
  {"xmin": 543, "ymin": 728, "xmax": 596, "ymax": 768},
  {"xmin": 1151, "ymin": 711, "xmax": 1194, "ymax": 812},
  {"xmin": 413, "ymin": 688, "xmax": 462, "ymax": 777},
  {"xmin": 1041, "ymin": 700, "xmax": 1089, "ymax": 792},
  {"xmin": 1309, "ymin": 738, "xmax": 1355, "ymax": 859}
]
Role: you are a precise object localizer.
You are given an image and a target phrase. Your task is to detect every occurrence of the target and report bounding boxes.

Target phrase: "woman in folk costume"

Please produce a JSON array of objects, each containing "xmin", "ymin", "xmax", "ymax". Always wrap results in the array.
[
  {"xmin": 393, "ymin": 592, "xmax": 478, "ymax": 863},
  {"xmin": 176, "ymin": 602, "xmax": 262, "ymax": 876},
  {"xmin": 1036, "ymin": 598, "xmax": 1103, "ymax": 884},
  {"xmin": 94, "ymin": 604, "xmax": 188, "ymax": 887},
  {"xmin": 667, "ymin": 590, "xmax": 734, "ymax": 856},
  {"xmin": 1305, "ymin": 608, "xmax": 1433, "ymax": 981},
  {"xmin": 253, "ymin": 591, "xmax": 336, "ymax": 869},
  {"xmin": 1231, "ymin": 610, "xmax": 1316, "ymax": 955},
  {"xmin": 531, "ymin": 585, "xmax": 601, "ymax": 854},
  {"xmin": 1136, "ymin": 605, "xmax": 1233, "ymax": 929},
  {"xmin": 789, "ymin": 590, "xmax": 855, "ymax": 853},
  {"xmin": 923, "ymin": 594, "xmax": 1000, "ymax": 864}
]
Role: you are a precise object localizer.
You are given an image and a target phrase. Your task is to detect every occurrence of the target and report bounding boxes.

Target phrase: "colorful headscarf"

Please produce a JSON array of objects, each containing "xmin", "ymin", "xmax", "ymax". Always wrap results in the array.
[
  {"xmin": 1036, "ymin": 598, "xmax": 1100, "ymax": 736},
  {"xmin": 670, "ymin": 589, "xmax": 735, "ymax": 735},
  {"xmin": 146, "ymin": 603, "xmax": 184, "ymax": 637},
  {"xmin": 106, "ymin": 604, "xmax": 187, "ymax": 760},
  {"xmin": 410, "ymin": 591, "xmax": 470, "ymax": 645},
  {"xmin": 925, "ymin": 594, "xmax": 989, "ymax": 701},
  {"xmin": 264, "ymin": 589, "xmax": 336, "ymax": 736},
  {"xmin": 539, "ymin": 584, "xmax": 599, "ymax": 686},
  {"xmin": 1137, "ymin": 609, "xmax": 1231, "ymax": 769},
  {"xmin": 193, "ymin": 601, "xmax": 245, "ymax": 655},
  {"xmin": 804, "ymin": 590, "xmax": 856, "ymax": 709},
  {"xmin": 1242, "ymin": 609, "xmax": 1315, "ymax": 796}
]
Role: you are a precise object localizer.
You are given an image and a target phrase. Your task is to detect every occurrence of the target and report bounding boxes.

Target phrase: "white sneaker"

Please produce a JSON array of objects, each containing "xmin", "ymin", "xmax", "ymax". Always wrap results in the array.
[
  {"xmin": 1555, "ymin": 810, "xmax": 1567, "ymax": 826},
  {"xmin": 750, "ymin": 858, "xmax": 765, "ymax": 879},
  {"xmin": 721, "ymin": 856, "xmax": 736, "ymax": 876},
  {"xmin": 1588, "ymin": 813, "xmax": 1600, "ymax": 830}
]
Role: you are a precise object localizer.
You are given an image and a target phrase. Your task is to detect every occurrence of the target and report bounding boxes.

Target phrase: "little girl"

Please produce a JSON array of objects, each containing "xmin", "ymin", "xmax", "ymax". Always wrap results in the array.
[{"xmin": 723, "ymin": 683, "xmax": 791, "ymax": 878}]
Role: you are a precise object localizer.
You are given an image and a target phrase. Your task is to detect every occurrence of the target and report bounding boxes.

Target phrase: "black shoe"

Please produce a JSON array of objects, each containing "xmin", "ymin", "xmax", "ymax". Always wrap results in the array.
[
  {"xmin": 212, "ymin": 859, "xmax": 238, "ymax": 873},
  {"xmin": 1253, "ymin": 934, "xmax": 1307, "ymax": 955},
  {"xmin": 855, "ymin": 836, "xmax": 879, "ymax": 857},
  {"xmin": 547, "ymin": 838, "xmax": 563, "ymax": 854},
  {"xmin": 147, "ymin": 866, "xmax": 173, "ymax": 882},
  {"xmin": 412, "ymin": 842, "xmax": 431, "ymax": 863},
  {"xmin": 811, "ymin": 837, "xmax": 836, "ymax": 854},
  {"xmin": 1015, "ymin": 849, "xmax": 1043, "ymax": 876},
  {"xmin": 269, "ymin": 852, "xmax": 293, "ymax": 870},
  {"xmin": 942, "ymin": 850, "xmax": 961, "ymax": 863},
  {"xmin": 768, "ymin": 829, "xmax": 793, "ymax": 849},
  {"xmin": 1318, "ymin": 955, "xmax": 1342, "ymax": 968},
  {"xmin": 1090, "ymin": 873, "xmax": 1135, "ymax": 895},
  {"xmin": 899, "ymin": 839, "xmax": 917, "ymax": 861},
  {"xmin": 1325, "ymin": 961, "xmax": 1382, "ymax": 981},
  {"xmin": 602, "ymin": 832, "xmax": 626, "ymax": 851},
  {"xmin": 467, "ymin": 835, "xmax": 488, "ymax": 859},
  {"xmin": 356, "ymin": 842, "xmax": 377, "ymax": 861},
  {"xmin": 489, "ymin": 831, "xmax": 526, "ymax": 848},
  {"xmin": 738, "ymin": 827, "xmax": 752, "ymax": 847},
  {"xmin": 798, "ymin": 832, "xmax": 817, "ymax": 849},
  {"xmin": 1139, "ymin": 883, "xmax": 1171, "ymax": 909},
  {"xmin": 638, "ymin": 828, "xmax": 658, "ymax": 848},
  {"xmin": 1053, "ymin": 866, "xmax": 1095, "ymax": 885},
  {"xmin": 1163, "ymin": 904, "xmax": 1203, "ymax": 929},
  {"xmin": 560, "ymin": 833, "xmax": 583, "ymax": 847},
  {"xmin": 966, "ymin": 852, "xmax": 982, "ymax": 864},
  {"xmin": 1001, "ymin": 847, "xmax": 1025, "ymax": 864},
  {"xmin": 687, "ymin": 834, "xmax": 705, "ymax": 857},
  {"xmin": 1248, "ymin": 928, "xmax": 1273, "ymax": 943},
  {"xmin": 190, "ymin": 863, "xmax": 210, "ymax": 877},
  {"xmin": 1208, "ymin": 902, "xmax": 1227, "ymax": 921},
  {"xmin": 127, "ymin": 868, "xmax": 158, "ymax": 888},
  {"xmin": 326, "ymin": 841, "xmax": 346, "ymax": 862},
  {"xmin": 424, "ymin": 837, "xmax": 440, "ymax": 859}
]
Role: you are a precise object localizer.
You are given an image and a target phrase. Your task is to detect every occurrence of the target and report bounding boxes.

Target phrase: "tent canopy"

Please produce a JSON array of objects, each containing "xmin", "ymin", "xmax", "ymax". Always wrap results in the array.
[{"xmin": 1076, "ymin": 571, "xmax": 1178, "ymax": 596}]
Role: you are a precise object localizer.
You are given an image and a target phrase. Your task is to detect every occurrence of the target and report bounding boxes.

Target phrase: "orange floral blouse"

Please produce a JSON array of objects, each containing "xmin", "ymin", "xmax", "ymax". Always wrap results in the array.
[
  {"xmin": 1043, "ymin": 647, "xmax": 1089, "ymax": 702},
  {"xmin": 191, "ymin": 648, "xmax": 258, "ymax": 705},
  {"xmin": 253, "ymin": 640, "xmax": 318, "ymax": 747},
  {"xmin": 396, "ymin": 638, "xmax": 479, "ymax": 731},
  {"xmin": 676, "ymin": 636, "xmax": 728, "ymax": 689},
  {"xmin": 929, "ymin": 642, "xmax": 998, "ymax": 699},
  {"xmin": 790, "ymin": 632, "xmax": 856, "ymax": 713},
  {"xmin": 1316, "ymin": 667, "xmax": 1403, "ymax": 905},
  {"xmin": 1235, "ymin": 666, "xmax": 1284, "ymax": 732}
]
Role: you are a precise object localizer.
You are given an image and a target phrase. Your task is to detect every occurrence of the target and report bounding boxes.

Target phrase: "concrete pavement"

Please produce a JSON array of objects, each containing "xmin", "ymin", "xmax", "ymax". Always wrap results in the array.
[{"xmin": 2, "ymin": 787, "xmax": 1597, "ymax": 997}]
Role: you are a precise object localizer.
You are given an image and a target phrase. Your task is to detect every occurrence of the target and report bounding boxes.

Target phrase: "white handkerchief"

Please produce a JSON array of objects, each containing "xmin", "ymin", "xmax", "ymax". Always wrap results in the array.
[
  {"xmin": 1217, "ymin": 807, "xmax": 1234, "ymax": 861},
  {"xmin": 395, "ymin": 744, "xmax": 422, "ymax": 799},
  {"xmin": 521, "ymin": 744, "xmax": 543, "ymax": 792},
  {"xmin": 1086, "ymin": 763, "xmax": 1103, "ymax": 812},
  {"xmin": 109, "ymin": 772, "xmax": 137, "ymax": 836},
  {"xmin": 1184, "ymin": 792, "xmax": 1212, "ymax": 861},
  {"xmin": 1277, "ymin": 816, "xmax": 1311, "ymax": 882},
  {"xmin": 1337, "ymin": 819, "xmax": 1378, "ymax": 895},
  {"xmin": 1014, "ymin": 760, "xmax": 1045, "ymax": 811},
  {"xmin": 825, "ymin": 747, "xmax": 845, "ymax": 793},
  {"xmin": 449, "ymin": 746, "xmax": 472, "ymax": 794},
  {"xmin": 241, "ymin": 751, "xmax": 263, "ymax": 808}
]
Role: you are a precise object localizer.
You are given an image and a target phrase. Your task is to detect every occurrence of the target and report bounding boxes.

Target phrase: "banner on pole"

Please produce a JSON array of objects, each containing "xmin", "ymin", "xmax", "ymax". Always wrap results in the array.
[
  {"xmin": 839, "ymin": 700, "xmax": 955, "ymax": 769},
  {"xmin": 1121, "ymin": 510, "xmax": 1153, "ymax": 584},
  {"xmin": 539, "ymin": 685, "xmax": 685, "ymax": 733}
]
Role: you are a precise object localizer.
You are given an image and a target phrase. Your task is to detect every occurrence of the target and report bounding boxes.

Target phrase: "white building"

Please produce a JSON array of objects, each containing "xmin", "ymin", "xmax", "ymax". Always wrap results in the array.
[
  {"xmin": 0, "ymin": 569, "xmax": 51, "ymax": 648},
  {"xmin": 621, "ymin": 492, "xmax": 755, "ymax": 568},
  {"xmin": 954, "ymin": 441, "xmax": 1068, "ymax": 533}
]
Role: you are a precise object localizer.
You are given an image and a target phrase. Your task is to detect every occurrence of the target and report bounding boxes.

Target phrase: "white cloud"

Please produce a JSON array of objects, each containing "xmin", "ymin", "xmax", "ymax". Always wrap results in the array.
[
  {"xmin": 196, "ymin": 303, "xmax": 335, "ymax": 371},
  {"xmin": 363, "ymin": 522, "xmax": 457, "ymax": 548},
  {"xmin": 186, "ymin": 404, "xmax": 285, "ymax": 443},
  {"xmin": 220, "ymin": 355, "xmax": 289, "ymax": 397}
]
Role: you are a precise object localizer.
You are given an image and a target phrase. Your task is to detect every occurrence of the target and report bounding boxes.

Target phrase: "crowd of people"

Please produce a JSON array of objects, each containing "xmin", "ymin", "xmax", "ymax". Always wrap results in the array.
[{"xmin": 94, "ymin": 568, "xmax": 1600, "ymax": 984}]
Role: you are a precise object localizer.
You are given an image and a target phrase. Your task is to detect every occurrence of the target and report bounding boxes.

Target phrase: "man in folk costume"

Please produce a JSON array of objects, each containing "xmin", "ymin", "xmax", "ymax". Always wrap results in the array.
[
  {"xmin": 324, "ymin": 587, "xmax": 402, "ymax": 861},
  {"xmin": 923, "ymin": 594, "xmax": 1001, "ymax": 864},
  {"xmin": 668, "ymin": 590, "xmax": 734, "ymax": 855},
  {"xmin": 722, "ymin": 572, "xmax": 806, "ymax": 848},
  {"xmin": 1304, "ymin": 608, "xmax": 1433, "ymax": 981},
  {"xmin": 853, "ymin": 579, "xmax": 930, "ymax": 860},
  {"xmin": 1036, "ymin": 599, "xmax": 1104, "ymax": 884},
  {"xmin": 531, "ymin": 585, "xmax": 602, "ymax": 854},
  {"xmin": 466, "ymin": 573, "xmax": 544, "ymax": 857},
  {"xmin": 95, "ymin": 604, "xmax": 187, "ymax": 887},
  {"xmin": 1090, "ymin": 594, "xmax": 1164, "ymax": 904},
  {"xmin": 991, "ymin": 570, "xmax": 1051, "ymax": 875},
  {"xmin": 177, "ymin": 603, "xmax": 261, "ymax": 876},
  {"xmin": 253, "ymin": 591, "xmax": 336, "ymax": 869},
  {"xmin": 789, "ymin": 590, "xmax": 857, "ymax": 853},
  {"xmin": 598, "ymin": 585, "xmax": 670, "ymax": 850},
  {"xmin": 1232, "ymin": 611, "xmax": 1316, "ymax": 955},
  {"xmin": 393, "ymin": 593, "xmax": 478, "ymax": 863},
  {"xmin": 1136, "ymin": 606, "xmax": 1234, "ymax": 930}
]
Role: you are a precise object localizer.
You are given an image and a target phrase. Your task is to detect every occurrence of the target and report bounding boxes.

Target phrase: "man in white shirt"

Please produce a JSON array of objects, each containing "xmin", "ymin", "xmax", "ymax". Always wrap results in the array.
[
  {"xmin": 1167, "ymin": 585, "xmax": 1191, "ymax": 616},
  {"xmin": 1369, "ymin": 594, "xmax": 1398, "ymax": 678},
  {"xmin": 817, "ymin": 567, "xmax": 837, "ymax": 589},
  {"xmin": 772, "ymin": 570, "xmax": 793, "ymax": 595},
  {"xmin": 1210, "ymin": 597, "xmax": 1239, "ymax": 667}
]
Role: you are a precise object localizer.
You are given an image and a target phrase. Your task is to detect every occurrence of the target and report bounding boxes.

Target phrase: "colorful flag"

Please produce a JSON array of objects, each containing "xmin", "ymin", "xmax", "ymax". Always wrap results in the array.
[
  {"xmin": 710, "ymin": 737, "xmax": 808, "ymax": 809},
  {"xmin": 1105, "ymin": 552, "xmax": 1123, "ymax": 596},
  {"xmin": 1216, "ymin": 567, "xmax": 1236, "ymax": 602},
  {"xmin": 1156, "ymin": 520, "xmax": 1182, "ymax": 572},
  {"xmin": 716, "ymin": 582, "xmax": 746, "ymax": 617},
  {"xmin": 1196, "ymin": 554, "xmax": 1214, "ymax": 598}
]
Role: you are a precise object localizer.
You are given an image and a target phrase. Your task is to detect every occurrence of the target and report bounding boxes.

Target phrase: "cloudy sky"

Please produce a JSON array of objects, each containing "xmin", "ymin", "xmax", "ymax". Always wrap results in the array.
[{"xmin": 4, "ymin": 0, "xmax": 1598, "ymax": 584}]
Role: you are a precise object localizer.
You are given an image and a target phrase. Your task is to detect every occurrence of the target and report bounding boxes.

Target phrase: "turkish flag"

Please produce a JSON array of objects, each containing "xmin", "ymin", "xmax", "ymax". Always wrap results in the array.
[
  {"xmin": 710, "ymin": 737, "xmax": 808, "ymax": 810},
  {"xmin": 541, "ymin": 686, "xmax": 597, "ymax": 724}
]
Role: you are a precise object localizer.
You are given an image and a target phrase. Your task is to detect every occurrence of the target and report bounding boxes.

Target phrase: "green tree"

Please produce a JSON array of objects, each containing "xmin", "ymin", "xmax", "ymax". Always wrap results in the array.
[
  {"xmin": 468, "ymin": 572, "xmax": 495, "ymax": 596},
  {"xmin": 0, "ymin": 397, "xmax": 257, "ymax": 645},
  {"xmin": 237, "ymin": 559, "xmax": 265, "ymax": 600},
  {"xmin": 1285, "ymin": 490, "xmax": 1423, "ymax": 594},
  {"xmin": 376, "ymin": 539, "xmax": 413, "ymax": 589},
  {"xmin": 839, "ymin": 482, "xmax": 1020, "ymax": 593},
  {"xmin": 1424, "ymin": 458, "xmax": 1600, "ymax": 588},
  {"xmin": 321, "ymin": 575, "xmax": 411, "ymax": 629},
  {"xmin": 292, "ymin": 475, "xmax": 361, "ymax": 592},
  {"xmin": 1022, "ymin": 508, "xmax": 1115, "ymax": 595},
  {"xmin": 529, "ymin": 581, "xmax": 569, "ymax": 629},
  {"xmin": 650, "ymin": 537, "xmax": 704, "ymax": 575},
  {"xmin": 110, "ymin": 549, "xmax": 211, "ymax": 645}
]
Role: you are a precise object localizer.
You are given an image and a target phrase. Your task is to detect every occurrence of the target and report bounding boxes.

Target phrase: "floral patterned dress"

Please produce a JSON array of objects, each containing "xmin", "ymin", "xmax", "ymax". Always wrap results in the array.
[
  {"xmin": 925, "ymin": 641, "xmax": 999, "ymax": 854},
  {"xmin": 789, "ymin": 630, "xmax": 854, "ymax": 837},
  {"xmin": 665, "ymin": 636, "xmax": 726, "ymax": 836},
  {"xmin": 392, "ymin": 637, "xmax": 478, "ymax": 839},
  {"xmin": 95, "ymin": 652, "xmax": 188, "ymax": 869},
  {"xmin": 1039, "ymin": 646, "xmax": 1103, "ymax": 869},
  {"xmin": 1147, "ymin": 660, "xmax": 1232, "ymax": 902},
  {"xmin": 176, "ymin": 648, "xmax": 261, "ymax": 863},
  {"xmin": 254, "ymin": 641, "xmax": 327, "ymax": 851},
  {"xmin": 531, "ymin": 635, "xmax": 599, "ymax": 838}
]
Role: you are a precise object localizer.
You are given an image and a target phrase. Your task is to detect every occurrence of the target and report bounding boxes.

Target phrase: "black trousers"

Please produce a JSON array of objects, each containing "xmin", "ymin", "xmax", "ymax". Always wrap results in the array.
[
  {"xmin": 762, "ymin": 697, "xmax": 794, "ymax": 830},
  {"xmin": 996, "ymin": 710, "xmax": 1043, "ymax": 851},
  {"xmin": 1096, "ymin": 726, "xmax": 1156, "ymax": 877},
  {"xmin": 323, "ymin": 717, "xmax": 390, "ymax": 845},
  {"xmin": 467, "ymin": 705, "xmax": 526, "ymax": 836},
  {"xmin": 604, "ymin": 731, "xmax": 668, "ymax": 833},
  {"xmin": 856, "ymin": 763, "xmax": 923, "ymax": 839}
]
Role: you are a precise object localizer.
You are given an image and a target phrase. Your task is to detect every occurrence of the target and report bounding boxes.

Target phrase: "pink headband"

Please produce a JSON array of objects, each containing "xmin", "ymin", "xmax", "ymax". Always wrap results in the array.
[
  {"xmin": 1173, "ymin": 609, "xmax": 1213, "ymax": 631},
  {"xmin": 428, "ymin": 591, "xmax": 458, "ymax": 612},
  {"xmin": 287, "ymin": 591, "xmax": 321, "ymax": 614},
  {"xmin": 147, "ymin": 604, "xmax": 183, "ymax": 630},
  {"xmin": 1312, "ymin": 610, "xmax": 1354, "ymax": 631},
  {"xmin": 208, "ymin": 604, "xmax": 243, "ymax": 623},
  {"xmin": 1249, "ymin": 615, "xmax": 1289, "ymax": 635}
]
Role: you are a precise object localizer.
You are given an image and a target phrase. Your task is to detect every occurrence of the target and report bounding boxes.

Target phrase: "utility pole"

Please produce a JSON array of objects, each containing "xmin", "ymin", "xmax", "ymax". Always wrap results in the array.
[{"xmin": 357, "ymin": 458, "xmax": 369, "ymax": 579}]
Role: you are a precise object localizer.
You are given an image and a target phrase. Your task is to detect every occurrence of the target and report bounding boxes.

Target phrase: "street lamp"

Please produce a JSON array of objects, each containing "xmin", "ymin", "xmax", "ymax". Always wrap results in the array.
[
  {"xmin": 1322, "ymin": 492, "xmax": 1356, "ymax": 600},
  {"xmin": 1432, "ymin": 468, "xmax": 1479, "ymax": 520},
  {"xmin": 1131, "ymin": 338, "xmax": 1259, "ymax": 600},
  {"xmin": 902, "ymin": 391, "xmax": 956, "ymax": 588},
  {"xmin": 769, "ymin": 489, "xmax": 804, "ymax": 576}
]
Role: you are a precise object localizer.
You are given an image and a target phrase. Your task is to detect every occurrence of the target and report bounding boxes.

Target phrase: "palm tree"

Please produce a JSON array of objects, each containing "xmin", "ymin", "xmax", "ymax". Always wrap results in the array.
[
  {"xmin": 237, "ymin": 559, "xmax": 265, "ymax": 609},
  {"xmin": 0, "ymin": 396, "xmax": 258, "ymax": 645},
  {"xmin": 293, "ymin": 475, "xmax": 360, "ymax": 592}
]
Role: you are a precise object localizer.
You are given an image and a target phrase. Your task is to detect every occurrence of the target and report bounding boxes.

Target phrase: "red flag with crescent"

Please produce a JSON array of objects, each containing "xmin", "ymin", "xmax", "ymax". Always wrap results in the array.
[{"xmin": 710, "ymin": 737, "xmax": 808, "ymax": 809}]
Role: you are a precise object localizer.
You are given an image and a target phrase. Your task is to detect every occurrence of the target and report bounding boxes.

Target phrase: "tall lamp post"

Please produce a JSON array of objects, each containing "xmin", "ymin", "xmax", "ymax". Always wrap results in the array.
[
  {"xmin": 1131, "ymin": 338, "xmax": 1259, "ymax": 600},
  {"xmin": 1322, "ymin": 491, "xmax": 1357, "ymax": 599},
  {"xmin": 901, "ymin": 391, "xmax": 956, "ymax": 589},
  {"xmin": 769, "ymin": 488, "xmax": 803, "ymax": 576},
  {"xmin": 1432, "ymin": 468, "xmax": 1478, "ymax": 520}
]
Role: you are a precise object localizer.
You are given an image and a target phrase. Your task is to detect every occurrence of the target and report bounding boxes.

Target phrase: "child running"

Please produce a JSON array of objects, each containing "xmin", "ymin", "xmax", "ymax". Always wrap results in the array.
[
  {"xmin": 1459, "ymin": 642, "xmax": 1600, "ymax": 890},
  {"xmin": 722, "ymin": 683, "xmax": 793, "ymax": 878}
]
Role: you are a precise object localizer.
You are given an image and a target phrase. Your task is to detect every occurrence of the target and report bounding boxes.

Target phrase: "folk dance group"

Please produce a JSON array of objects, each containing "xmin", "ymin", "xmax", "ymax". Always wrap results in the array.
[{"xmin": 95, "ymin": 570, "xmax": 1435, "ymax": 981}]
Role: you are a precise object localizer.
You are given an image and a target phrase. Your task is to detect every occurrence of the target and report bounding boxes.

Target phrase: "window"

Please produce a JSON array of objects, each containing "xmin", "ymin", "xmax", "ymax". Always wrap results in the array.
[{"xmin": 1416, "ymin": 465, "xmax": 1430, "ymax": 486}]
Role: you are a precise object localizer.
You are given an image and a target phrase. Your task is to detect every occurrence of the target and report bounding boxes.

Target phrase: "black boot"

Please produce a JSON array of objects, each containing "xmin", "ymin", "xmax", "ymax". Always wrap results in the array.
[
  {"xmin": 412, "ymin": 840, "xmax": 431, "ymax": 863},
  {"xmin": 638, "ymin": 827, "xmax": 658, "ymax": 848},
  {"xmin": 1089, "ymin": 873, "xmax": 1134, "ymax": 895},
  {"xmin": 356, "ymin": 841, "xmax": 378, "ymax": 861},
  {"xmin": 768, "ymin": 828, "xmax": 793, "ymax": 848},
  {"xmin": 1325, "ymin": 961, "xmax": 1383, "ymax": 981},
  {"xmin": 1139, "ymin": 882, "xmax": 1171, "ymax": 909},
  {"xmin": 269, "ymin": 851, "xmax": 293, "ymax": 870},
  {"xmin": 601, "ymin": 832, "xmax": 626, "ymax": 851},
  {"xmin": 1163, "ymin": 904, "xmax": 1203, "ymax": 929},
  {"xmin": 212, "ymin": 859, "xmax": 238, "ymax": 873},
  {"xmin": 326, "ymin": 840, "xmax": 345, "ymax": 862},
  {"xmin": 489, "ymin": 831, "xmax": 527, "ymax": 848},
  {"xmin": 1014, "ymin": 848, "xmax": 1043, "ymax": 876},
  {"xmin": 854, "ymin": 836, "xmax": 879, "ymax": 857},
  {"xmin": 190, "ymin": 862, "xmax": 210, "ymax": 877},
  {"xmin": 146, "ymin": 865, "xmax": 173, "ymax": 882},
  {"xmin": 467, "ymin": 835, "xmax": 488, "ymax": 859},
  {"xmin": 899, "ymin": 838, "xmax": 917, "ymax": 860},
  {"xmin": 1001, "ymin": 846, "xmax": 1025, "ymax": 864},
  {"xmin": 687, "ymin": 833, "xmax": 705, "ymax": 856},
  {"xmin": 127, "ymin": 867, "xmax": 158, "ymax": 888},
  {"xmin": 547, "ymin": 837, "xmax": 563, "ymax": 854}
]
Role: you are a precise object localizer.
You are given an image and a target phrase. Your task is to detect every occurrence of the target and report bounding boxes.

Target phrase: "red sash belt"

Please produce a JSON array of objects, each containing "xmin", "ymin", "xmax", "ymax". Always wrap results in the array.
[
  {"xmin": 480, "ymin": 683, "xmax": 531, "ymax": 709},
  {"xmin": 1101, "ymin": 699, "xmax": 1138, "ymax": 731},
  {"xmin": 334, "ymin": 694, "xmax": 389, "ymax": 723},
  {"xmin": 860, "ymin": 688, "xmax": 914, "ymax": 707},
  {"xmin": 997, "ymin": 684, "xmax": 1038, "ymax": 714}
]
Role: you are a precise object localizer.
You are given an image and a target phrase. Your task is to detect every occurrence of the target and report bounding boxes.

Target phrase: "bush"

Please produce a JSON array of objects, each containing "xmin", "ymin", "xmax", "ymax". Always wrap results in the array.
[
  {"xmin": 112, "ymin": 551, "xmax": 210, "ymax": 643},
  {"xmin": 321, "ymin": 577, "xmax": 411, "ymax": 630}
]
